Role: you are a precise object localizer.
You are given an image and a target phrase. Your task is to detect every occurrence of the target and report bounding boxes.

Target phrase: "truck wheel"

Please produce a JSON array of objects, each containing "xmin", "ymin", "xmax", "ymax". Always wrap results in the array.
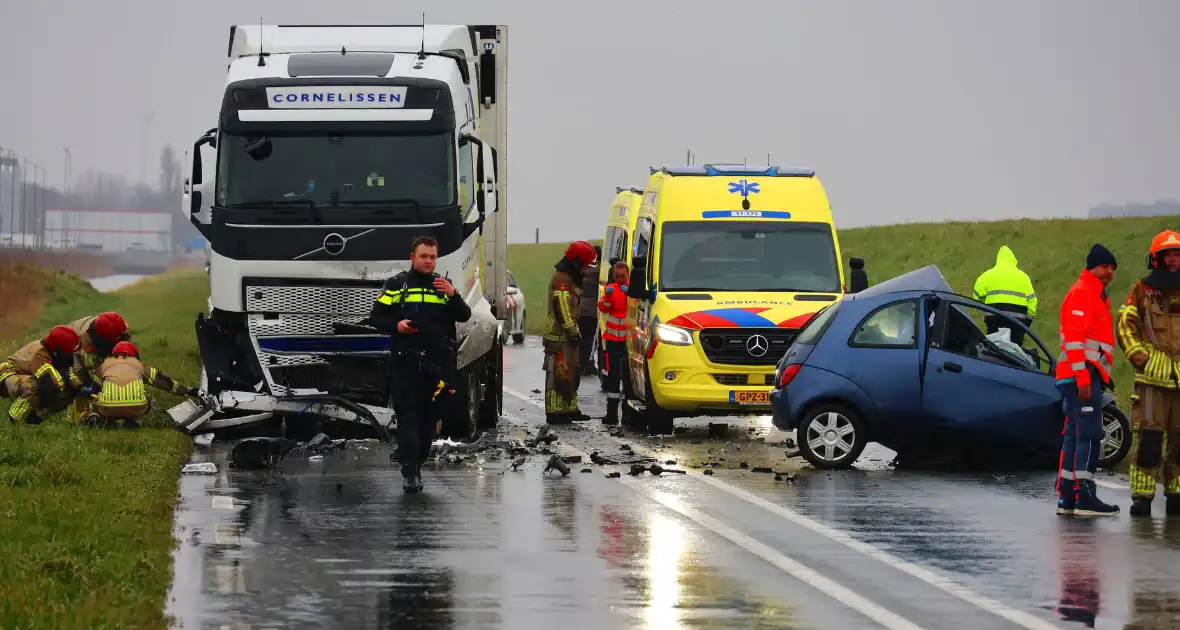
[
  {"xmin": 477, "ymin": 345, "xmax": 502, "ymax": 430},
  {"xmin": 441, "ymin": 362, "xmax": 480, "ymax": 441},
  {"xmin": 1098, "ymin": 403, "xmax": 1131, "ymax": 469},
  {"xmin": 796, "ymin": 403, "xmax": 867, "ymax": 470}
]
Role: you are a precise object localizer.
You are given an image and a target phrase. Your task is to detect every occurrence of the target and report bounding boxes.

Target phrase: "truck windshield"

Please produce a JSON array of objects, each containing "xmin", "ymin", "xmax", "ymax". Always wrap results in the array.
[
  {"xmin": 216, "ymin": 132, "xmax": 456, "ymax": 209},
  {"xmin": 657, "ymin": 220, "xmax": 841, "ymax": 292}
]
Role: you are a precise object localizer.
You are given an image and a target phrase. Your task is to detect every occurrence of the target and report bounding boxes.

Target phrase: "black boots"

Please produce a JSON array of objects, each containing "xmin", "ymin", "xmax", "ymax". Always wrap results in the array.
[
  {"xmin": 603, "ymin": 399, "xmax": 620, "ymax": 425},
  {"xmin": 1130, "ymin": 497, "xmax": 1153, "ymax": 517}
]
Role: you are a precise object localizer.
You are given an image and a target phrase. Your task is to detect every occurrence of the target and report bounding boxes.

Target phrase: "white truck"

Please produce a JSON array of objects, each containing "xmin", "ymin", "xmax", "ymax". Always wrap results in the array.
[{"xmin": 170, "ymin": 24, "xmax": 509, "ymax": 442}]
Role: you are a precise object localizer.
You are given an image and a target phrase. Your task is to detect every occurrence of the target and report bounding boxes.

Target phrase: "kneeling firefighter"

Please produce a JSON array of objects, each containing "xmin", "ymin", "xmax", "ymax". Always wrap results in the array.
[
  {"xmin": 366, "ymin": 236, "xmax": 472, "ymax": 494},
  {"xmin": 77, "ymin": 341, "xmax": 200, "ymax": 429},
  {"xmin": 598, "ymin": 261, "xmax": 630, "ymax": 425},
  {"xmin": 1117, "ymin": 229, "xmax": 1180, "ymax": 516},
  {"xmin": 67, "ymin": 312, "xmax": 131, "ymax": 420},
  {"xmin": 0, "ymin": 326, "xmax": 81, "ymax": 425}
]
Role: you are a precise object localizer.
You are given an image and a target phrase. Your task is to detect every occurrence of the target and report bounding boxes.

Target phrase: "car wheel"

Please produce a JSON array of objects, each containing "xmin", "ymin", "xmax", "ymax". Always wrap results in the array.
[
  {"xmin": 1098, "ymin": 403, "xmax": 1131, "ymax": 469},
  {"xmin": 513, "ymin": 314, "xmax": 525, "ymax": 345},
  {"xmin": 797, "ymin": 403, "xmax": 868, "ymax": 470}
]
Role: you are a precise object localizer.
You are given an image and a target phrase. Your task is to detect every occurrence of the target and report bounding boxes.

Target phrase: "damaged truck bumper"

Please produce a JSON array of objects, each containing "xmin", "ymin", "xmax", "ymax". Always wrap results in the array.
[{"xmin": 167, "ymin": 391, "xmax": 395, "ymax": 441}]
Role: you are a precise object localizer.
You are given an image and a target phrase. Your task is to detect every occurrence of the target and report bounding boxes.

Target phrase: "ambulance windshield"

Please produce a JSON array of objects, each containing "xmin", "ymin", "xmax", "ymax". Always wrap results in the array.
[{"xmin": 658, "ymin": 220, "xmax": 841, "ymax": 293}]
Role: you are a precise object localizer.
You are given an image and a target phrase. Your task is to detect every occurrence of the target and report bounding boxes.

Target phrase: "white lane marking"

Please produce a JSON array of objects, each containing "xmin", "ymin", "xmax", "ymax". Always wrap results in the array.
[
  {"xmin": 212, "ymin": 496, "xmax": 235, "ymax": 510},
  {"xmin": 1095, "ymin": 478, "xmax": 1128, "ymax": 490},
  {"xmin": 501, "ymin": 413, "xmax": 927, "ymax": 630},
  {"xmin": 503, "ymin": 388, "xmax": 1064, "ymax": 630}
]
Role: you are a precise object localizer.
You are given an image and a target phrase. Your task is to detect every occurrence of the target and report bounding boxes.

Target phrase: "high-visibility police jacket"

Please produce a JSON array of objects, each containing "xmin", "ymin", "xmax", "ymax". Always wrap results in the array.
[
  {"xmin": 1116, "ymin": 280, "xmax": 1180, "ymax": 389},
  {"xmin": 972, "ymin": 246, "xmax": 1038, "ymax": 317},
  {"xmin": 367, "ymin": 269, "xmax": 472, "ymax": 369},
  {"xmin": 94, "ymin": 355, "xmax": 189, "ymax": 408},
  {"xmin": 598, "ymin": 282, "xmax": 628, "ymax": 342},
  {"xmin": 1055, "ymin": 268, "xmax": 1116, "ymax": 389}
]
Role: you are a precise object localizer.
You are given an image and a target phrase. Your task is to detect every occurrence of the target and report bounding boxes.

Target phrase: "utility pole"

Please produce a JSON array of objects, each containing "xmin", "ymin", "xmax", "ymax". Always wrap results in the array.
[
  {"xmin": 62, "ymin": 147, "xmax": 72, "ymax": 249},
  {"xmin": 139, "ymin": 110, "xmax": 154, "ymax": 185}
]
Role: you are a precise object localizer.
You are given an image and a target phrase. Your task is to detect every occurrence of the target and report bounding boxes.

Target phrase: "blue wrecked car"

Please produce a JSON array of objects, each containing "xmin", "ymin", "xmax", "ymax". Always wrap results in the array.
[{"xmin": 770, "ymin": 265, "xmax": 1131, "ymax": 470}]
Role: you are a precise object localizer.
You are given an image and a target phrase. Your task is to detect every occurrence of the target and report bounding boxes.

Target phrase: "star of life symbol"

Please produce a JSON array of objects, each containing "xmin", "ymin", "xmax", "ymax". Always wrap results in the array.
[{"xmin": 728, "ymin": 180, "xmax": 760, "ymax": 196}]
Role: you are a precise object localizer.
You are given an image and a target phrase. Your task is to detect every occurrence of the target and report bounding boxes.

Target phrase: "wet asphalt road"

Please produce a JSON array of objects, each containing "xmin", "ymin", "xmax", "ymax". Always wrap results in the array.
[{"xmin": 167, "ymin": 337, "xmax": 1180, "ymax": 630}]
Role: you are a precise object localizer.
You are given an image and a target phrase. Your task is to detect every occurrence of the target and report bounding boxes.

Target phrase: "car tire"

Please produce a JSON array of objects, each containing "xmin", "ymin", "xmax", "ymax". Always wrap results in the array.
[
  {"xmin": 1098, "ymin": 403, "xmax": 1131, "ymax": 470},
  {"xmin": 796, "ymin": 403, "xmax": 868, "ymax": 470},
  {"xmin": 513, "ymin": 315, "xmax": 525, "ymax": 345}
]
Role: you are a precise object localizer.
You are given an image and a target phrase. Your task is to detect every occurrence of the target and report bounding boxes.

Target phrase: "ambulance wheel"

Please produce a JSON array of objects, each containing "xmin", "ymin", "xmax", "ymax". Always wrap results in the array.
[
  {"xmin": 441, "ymin": 362, "xmax": 480, "ymax": 441},
  {"xmin": 1098, "ymin": 403, "xmax": 1131, "ymax": 469},
  {"xmin": 643, "ymin": 367, "xmax": 675, "ymax": 435},
  {"xmin": 477, "ymin": 345, "xmax": 502, "ymax": 430}
]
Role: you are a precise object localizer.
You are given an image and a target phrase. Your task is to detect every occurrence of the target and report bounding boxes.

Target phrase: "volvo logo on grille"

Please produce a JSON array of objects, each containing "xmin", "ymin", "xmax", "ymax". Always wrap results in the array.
[
  {"xmin": 745, "ymin": 334, "xmax": 769, "ymax": 357},
  {"xmin": 323, "ymin": 233, "xmax": 346, "ymax": 256}
]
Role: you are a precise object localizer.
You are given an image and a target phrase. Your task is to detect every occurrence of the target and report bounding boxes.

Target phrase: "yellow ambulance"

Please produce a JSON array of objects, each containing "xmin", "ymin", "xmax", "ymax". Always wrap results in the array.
[
  {"xmin": 596, "ymin": 187, "xmax": 644, "ymax": 374},
  {"xmin": 622, "ymin": 164, "xmax": 847, "ymax": 434}
]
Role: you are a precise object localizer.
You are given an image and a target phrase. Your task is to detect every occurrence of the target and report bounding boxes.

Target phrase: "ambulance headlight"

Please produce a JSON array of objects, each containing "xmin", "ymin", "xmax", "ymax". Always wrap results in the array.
[{"xmin": 654, "ymin": 322, "xmax": 693, "ymax": 346}]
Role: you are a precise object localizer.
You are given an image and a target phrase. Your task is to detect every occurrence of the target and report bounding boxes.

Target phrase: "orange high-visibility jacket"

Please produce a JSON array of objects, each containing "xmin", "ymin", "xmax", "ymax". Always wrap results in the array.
[
  {"xmin": 1056, "ymin": 268, "xmax": 1116, "ymax": 389},
  {"xmin": 598, "ymin": 283, "xmax": 628, "ymax": 342}
]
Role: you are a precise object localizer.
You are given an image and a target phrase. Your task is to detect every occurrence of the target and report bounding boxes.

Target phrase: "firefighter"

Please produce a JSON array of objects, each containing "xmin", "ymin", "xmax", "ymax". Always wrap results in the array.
[
  {"xmin": 578, "ymin": 245, "xmax": 602, "ymax": 376},
  {"xmin": 973, "ymin": 245, "xmax": 1038, "ymax": 347},
  {"xmin": 0, "ymin": 325, "xmax": 81, "ymax": 425},
  {"xmin": 1055, "ymin": 243, "xmax": 1120, "ymax": 517},
  {"xmin": 543, "ymin": 240, "xmax": 596, "ymax": 424},
  {"xmin": 1116, "ymin": 229, "xmax": 1180, "ymax": 517},
  {"xmin": 598, "ymin": 261, "xmax": 630, "ymax": 425},
  {"xmin": 77, "ymin": 341, "xmax": 199, "ymax": 429},
  {"xmin": 366, "ymin": 235, "xmax": 472, "ymax": 494},
  {"xmin": 67, "ymin": 312, "xmax": 131, "ymax": 420}
]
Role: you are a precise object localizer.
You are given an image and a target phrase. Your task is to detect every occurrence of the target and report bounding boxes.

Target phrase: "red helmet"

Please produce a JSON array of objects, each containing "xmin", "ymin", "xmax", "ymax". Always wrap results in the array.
[
  {"xmin": 112, "ymin": 341, "xmax": 139, "ymax": 357},
  {"xmin": 92, "ymin": 312, "xmax": 128, "ymax": 342},
  {"xmin": 565, "ymin": 241, "xmax": 597, "ymax": 269},
  {"xmin": 43, "ymin": 325, "xmax": 80, "ymax": 354}
]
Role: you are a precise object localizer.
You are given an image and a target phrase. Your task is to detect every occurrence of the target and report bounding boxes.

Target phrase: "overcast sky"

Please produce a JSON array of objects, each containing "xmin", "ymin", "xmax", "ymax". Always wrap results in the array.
[{"xmin": 1, "ymin": 0, "xmax": 1177, "ymax": 241}]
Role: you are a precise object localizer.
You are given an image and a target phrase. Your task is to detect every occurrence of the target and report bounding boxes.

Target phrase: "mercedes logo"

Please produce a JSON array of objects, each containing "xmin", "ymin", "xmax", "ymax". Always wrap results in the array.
[
  {"xmin": 746, "ymin": 334, "xmax": 769, "ymax": 357},
  {"xmin": 323, "ymin": 233, "xmax": 346, "ymax": 256}
]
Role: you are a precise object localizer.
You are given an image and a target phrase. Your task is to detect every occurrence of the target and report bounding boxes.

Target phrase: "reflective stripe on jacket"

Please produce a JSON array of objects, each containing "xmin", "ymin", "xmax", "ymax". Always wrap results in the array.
[
  {"xmin": 1116, "ymin": 280, "xmax": 1180, "ymax": 389},
  {"xmin": 543, "ymin": 267, "xmax": 581, "ymax": 343},
  {"xmin": 598, "ymin": 283, "xmax": 628, "ymax": 342},
  {"xmin": 1055, "ymin": 268, "xmax": 1115, "ymax": 388},
  {"xmin": 95, "ymin": 355, "xmax": 187, "ymax": 407},
  {"xmin": 972, "ymin": 245, "xmax": 1038, "ymax": 317}
]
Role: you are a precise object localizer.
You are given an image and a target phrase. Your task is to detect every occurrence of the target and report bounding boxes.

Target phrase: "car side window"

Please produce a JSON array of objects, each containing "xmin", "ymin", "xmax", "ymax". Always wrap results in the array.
[
  {"xmin": 634, "ymin": 218, "xmax": 653, "ymax": 260},
  {"xmin": 507, "ymin": 271, "xmax": 516, "ymax": 288},
  {"xmin": 850, "ymin": 300, "xmax": 918, "ymax": 348},
  {"xmin": 939, "ymin": 301, "xmax": 1050, "ymax": 374}
]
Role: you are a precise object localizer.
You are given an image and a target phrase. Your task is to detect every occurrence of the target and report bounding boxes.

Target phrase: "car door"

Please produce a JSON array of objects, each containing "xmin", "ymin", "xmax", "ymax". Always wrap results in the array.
[
  {"xmin": 838, "ymin": 297, "xmax": 926, "ymax": 441},
  {"xmin": 921, "ymin": 298, "xmax": 1062, "ymax": 454}
]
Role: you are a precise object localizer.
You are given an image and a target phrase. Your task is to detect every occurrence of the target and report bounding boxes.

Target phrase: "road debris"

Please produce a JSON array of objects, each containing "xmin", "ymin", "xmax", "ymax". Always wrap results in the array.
[
  {"xmin": 193, "ymin": 433, "xmax": 215, "ymax": 447},
  {"xmin": 544, "ymin": 455, "xmax": 571, "ymax": 476},
  {"xmin": 181, "ymin": 462, "xmax": 218, "ymax": 475}
]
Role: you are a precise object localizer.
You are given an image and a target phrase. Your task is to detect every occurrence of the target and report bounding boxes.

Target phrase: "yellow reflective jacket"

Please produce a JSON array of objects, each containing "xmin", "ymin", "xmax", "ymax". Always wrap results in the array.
[
  {"xmin": 543, "ymin": 263, "xmax": 582, "ymax": 343},
  {"xmin": 972, "ymin": 246, "xmax": 1038, "ymax": 317}
]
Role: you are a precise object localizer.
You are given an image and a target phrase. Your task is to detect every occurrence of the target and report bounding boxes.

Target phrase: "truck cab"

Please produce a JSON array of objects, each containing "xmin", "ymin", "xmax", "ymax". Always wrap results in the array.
[
  {"xmin": 622, "ymin": 164, "xmax": 847, "ymax": 434},
  {"xmin": 175, "ymin": 24, "xmax": 509, "ymax": 440}
]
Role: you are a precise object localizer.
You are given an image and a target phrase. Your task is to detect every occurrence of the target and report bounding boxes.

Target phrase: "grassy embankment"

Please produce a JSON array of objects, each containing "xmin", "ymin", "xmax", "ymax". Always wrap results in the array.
[
  {"xmin": 507, "ymin": 216, "xmax": 1177, "ymax": 399},
  {"xmin": 0, "ymin": 261, "xmax": 205, "ymax": 629}
]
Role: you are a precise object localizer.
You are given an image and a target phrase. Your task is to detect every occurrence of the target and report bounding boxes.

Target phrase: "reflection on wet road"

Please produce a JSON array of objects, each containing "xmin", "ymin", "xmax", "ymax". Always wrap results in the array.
[{"xmin": 167, "ymin": 336, "xmax": 1180, "ymax": 629}]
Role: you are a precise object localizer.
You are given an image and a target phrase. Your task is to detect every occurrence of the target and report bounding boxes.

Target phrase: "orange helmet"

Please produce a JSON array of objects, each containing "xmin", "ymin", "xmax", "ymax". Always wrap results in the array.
[
  {"xmin": 92, "ymin": 312, "xmax": 128, "ymax": 342},
  {"xmin": 43, "ymin": 325, "xmax": 80, "ymax": 355},
  {"xmin": 112, "ymin": 341, "xmax": 138, "ymax": 357},
  {"xmin": 1148, "ymin": 230, "xmax": 1180, "ymax": 268},
  {"xmin": 565, "ymin": 240, "xmax": 597, "ymax": 268}
]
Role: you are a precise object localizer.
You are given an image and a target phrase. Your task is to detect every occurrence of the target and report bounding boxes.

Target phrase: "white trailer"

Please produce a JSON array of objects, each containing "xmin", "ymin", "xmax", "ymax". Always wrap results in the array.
[{"xmin": 171, "ymin": 23, "xmax": 509, "ymax": 440}]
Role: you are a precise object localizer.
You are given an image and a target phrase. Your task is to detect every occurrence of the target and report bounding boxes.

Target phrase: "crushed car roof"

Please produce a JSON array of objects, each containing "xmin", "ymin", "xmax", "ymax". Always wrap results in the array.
[{"xmin": 848, "ymin": 265, "xmax": 954, "ymax": 300}]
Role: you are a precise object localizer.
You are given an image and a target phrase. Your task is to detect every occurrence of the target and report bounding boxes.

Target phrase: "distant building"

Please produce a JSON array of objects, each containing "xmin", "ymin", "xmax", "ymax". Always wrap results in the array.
[{"xmin": 43, "ymin": 209, "xmax": 172, "ymax": 252}]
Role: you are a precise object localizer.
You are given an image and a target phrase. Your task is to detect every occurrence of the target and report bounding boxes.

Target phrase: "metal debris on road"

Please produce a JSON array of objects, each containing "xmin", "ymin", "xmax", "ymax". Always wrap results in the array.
[
  {"xmin": 181, "ymin": 462, "xmax": 218, "ymax": 475},
  {"xmin": 544, "ymin": 455, "xmax": 571, "ymax": 476},
  {"xmin": 193, "ymin": 433, "xmax": 215, "ymax": 447},
  {"xmin": 510, "ymin": 457, "xmax": 527, "ymax": 471}
]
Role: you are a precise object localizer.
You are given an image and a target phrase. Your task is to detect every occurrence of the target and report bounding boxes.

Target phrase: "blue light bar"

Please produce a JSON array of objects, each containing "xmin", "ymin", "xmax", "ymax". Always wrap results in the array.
[{"xmin": 656, "ymin": 164, "xmax": 815, "ymax": 177}]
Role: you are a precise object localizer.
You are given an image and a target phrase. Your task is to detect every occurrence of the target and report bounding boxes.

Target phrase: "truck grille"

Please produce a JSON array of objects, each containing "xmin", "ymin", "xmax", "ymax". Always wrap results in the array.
[
  {"xmin": 245, "ymin": 283, "xmax": 381, "ymax": 315},
  {"xmin": 699, "ymin": 328, "xmax": 797, "ymax": 366},
  {"xmin": 268, "ymin": 365, "xmax": 386, "ymax": 404}
]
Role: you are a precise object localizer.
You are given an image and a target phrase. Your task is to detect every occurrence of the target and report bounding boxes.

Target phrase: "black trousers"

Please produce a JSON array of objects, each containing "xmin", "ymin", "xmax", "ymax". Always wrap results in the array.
[
  {"xmin": 602, "ymin": 339, "xmax": 627, "ymax": 400},
  {"xmin": 578, "ymin": 315, "xmax": 598, "ymax": 372},
  {"xmin": 391, "ymin": 371, "xmax": 440, "ymax": 479},
  {"xmin": 984, "ymin": 314, "xmax": 1030, "ymax": 346}
]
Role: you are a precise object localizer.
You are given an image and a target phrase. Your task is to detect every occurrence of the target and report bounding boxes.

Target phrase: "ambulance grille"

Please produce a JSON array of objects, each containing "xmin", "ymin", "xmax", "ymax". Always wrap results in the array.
[
  {"xmin": 712, "ymin": 373, "xmax": 775, "ymax": 386},
  {"xmin": 699, "ymin": 328, "xmax": 797, "ymax": 366}
]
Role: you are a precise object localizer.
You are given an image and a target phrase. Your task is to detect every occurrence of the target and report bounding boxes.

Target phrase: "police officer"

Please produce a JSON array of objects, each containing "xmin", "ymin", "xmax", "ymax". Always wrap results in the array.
[{"xmin": 366, "ymin": 235, "xmax": 472, "ymax": 494}]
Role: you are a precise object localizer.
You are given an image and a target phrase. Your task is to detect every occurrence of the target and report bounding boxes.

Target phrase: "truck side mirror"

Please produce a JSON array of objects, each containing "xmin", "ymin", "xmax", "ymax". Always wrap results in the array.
[
  {"xmin": 459, "ymin": 134, "xmax": 489, "ymax": 238},
  {"xmin": 185, "ymin": 128, "xmax": 217, "ymax": 238}
]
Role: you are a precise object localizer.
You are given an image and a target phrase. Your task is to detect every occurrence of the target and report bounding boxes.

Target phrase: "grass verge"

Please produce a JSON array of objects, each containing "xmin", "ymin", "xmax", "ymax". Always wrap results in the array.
[{"xmin": 0, "ymin": 267, "xmax": 208, "ymax": 629}]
